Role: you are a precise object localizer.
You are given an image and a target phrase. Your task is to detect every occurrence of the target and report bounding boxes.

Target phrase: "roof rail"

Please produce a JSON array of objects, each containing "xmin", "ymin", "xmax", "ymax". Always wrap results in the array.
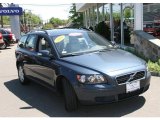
[
  {"xmin": 57, "ymin": 27, "xmax": 92, "ymax": 31},
  {"xmin": 79, "ymin": 27, "xmax": 92, "ymax": 31},
  {"xmin": 27, "ymin": 29, "xmax": 48, "ymax": 34}
]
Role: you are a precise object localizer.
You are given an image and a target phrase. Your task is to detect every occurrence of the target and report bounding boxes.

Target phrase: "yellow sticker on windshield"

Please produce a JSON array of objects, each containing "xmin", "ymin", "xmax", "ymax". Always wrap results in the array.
[{"xmin": 54, "ymin": 35, "xmax": 65, "ymax": 43}]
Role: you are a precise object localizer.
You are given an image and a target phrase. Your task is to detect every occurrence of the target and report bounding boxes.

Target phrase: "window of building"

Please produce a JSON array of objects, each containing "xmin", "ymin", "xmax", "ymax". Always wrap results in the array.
[
  {"xmin": 104, "ymin": 4, "xmax": 110, "ymax": 22},
  {"xmin": 98, "ymin": 3, "xmax": 104, "ymax": 22},
  {"xmin": 143, "ymin": 3, "xmax": 160, "ymax": 39}
]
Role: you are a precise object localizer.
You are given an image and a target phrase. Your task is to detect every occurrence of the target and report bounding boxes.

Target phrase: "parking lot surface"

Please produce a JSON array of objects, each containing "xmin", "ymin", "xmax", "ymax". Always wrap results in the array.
[{"xmin": 0, "ymin": 44, "xmax": 160, "ymax": 117}]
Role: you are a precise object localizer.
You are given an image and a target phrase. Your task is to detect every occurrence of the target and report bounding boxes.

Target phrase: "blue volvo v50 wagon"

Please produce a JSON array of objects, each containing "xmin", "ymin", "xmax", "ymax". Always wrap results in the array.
[{"xmin": 15, "ymin": 29, "xmax": 151, "ymax": 111}]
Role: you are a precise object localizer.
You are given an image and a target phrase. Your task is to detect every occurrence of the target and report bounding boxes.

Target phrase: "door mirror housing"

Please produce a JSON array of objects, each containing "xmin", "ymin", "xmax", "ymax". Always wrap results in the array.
[
  {"xmin": 19, "ymin": 43, "xmax": 24, "ymax": 48},
  {"xmin": 39, "ymin": 50, "xmax": 55, "ymax": 59},
  {"xmin": 39, "ymin": 50, "xmax": 50, "ymax": 57}
]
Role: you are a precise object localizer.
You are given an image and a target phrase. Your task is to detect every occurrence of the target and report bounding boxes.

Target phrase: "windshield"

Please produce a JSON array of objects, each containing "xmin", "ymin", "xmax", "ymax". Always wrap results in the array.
[{"xmin": 52, "ymin": 31, "xmax": 113, "ymax": 57}]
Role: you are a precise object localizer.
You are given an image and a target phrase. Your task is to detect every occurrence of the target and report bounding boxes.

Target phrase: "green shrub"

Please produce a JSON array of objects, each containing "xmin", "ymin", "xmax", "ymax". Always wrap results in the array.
[
  {"xmin": 123, "ymin": 47, "xmax": 160, "ymax": 73},
  {"xmin": 95, "ymin": 21, "xmax": 110, "ymax": 41},
  {"xmin": 148, "ymin": 60, "xmax": 160, "ymax": 73}
]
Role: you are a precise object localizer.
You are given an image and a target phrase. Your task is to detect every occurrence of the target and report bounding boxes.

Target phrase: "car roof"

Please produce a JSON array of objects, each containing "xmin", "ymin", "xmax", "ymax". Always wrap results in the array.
[{"xmin": 28, "ymin": 28, "xmax": 90, "ymax": 36}]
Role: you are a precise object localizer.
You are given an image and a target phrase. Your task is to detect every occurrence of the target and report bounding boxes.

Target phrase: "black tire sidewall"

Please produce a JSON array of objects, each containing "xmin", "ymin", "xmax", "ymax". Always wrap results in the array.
[{"xmin": 62, "ymin": 79, "xmax": 78, "ymax": 112}]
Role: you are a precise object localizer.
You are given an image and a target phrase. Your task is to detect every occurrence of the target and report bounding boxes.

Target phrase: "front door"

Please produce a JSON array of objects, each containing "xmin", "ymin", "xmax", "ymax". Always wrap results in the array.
[{"xmin": 34, "ymin": 35, "xmax": 57, "ymax": 86}]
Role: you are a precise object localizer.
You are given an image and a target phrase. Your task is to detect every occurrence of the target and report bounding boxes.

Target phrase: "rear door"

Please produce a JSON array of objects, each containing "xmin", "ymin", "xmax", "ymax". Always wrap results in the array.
[{"xmin": 22, "ymin": 34, "xmax": 38, "ymax": 79}]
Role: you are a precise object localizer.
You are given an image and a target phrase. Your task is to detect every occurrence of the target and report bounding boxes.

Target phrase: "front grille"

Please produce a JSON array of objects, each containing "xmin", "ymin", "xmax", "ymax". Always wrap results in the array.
[{"xmin": 116, "ymin": 71, "xmax": 145, "ymax": 85}]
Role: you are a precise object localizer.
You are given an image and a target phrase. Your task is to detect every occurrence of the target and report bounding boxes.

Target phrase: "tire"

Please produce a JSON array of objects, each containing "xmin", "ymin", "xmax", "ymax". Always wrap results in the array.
[
  {"xmin": 62, "ymin": 79, "xmax": 78, "ymax": 112},
  {"xmin": 18, "ymin": 64, "xmax": 29, "ymax": 85},
  {"xmin": 0, "ymin": 42, "xmax": 7, "ymax": 49},
  {"xmin": 3, "ymin": 38, "xmax": 10, "ymax": 47}
]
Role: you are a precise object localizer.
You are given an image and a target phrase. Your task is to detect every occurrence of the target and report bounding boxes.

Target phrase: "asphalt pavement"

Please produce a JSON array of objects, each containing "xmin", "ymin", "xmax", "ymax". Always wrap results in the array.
[{"xmin": 0, "ymin": 44, "xmax": 160, "ymax": 117}]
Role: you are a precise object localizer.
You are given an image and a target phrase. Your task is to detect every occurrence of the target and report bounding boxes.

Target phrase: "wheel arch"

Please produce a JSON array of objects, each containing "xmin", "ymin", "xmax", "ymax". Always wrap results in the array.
[{"xmin": 56, "ymin": 75, "xmax": 76, "ymax": 95}]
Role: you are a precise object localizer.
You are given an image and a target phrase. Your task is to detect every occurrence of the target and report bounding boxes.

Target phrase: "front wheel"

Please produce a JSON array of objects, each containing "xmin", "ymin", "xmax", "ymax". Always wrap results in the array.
[
  {"xmin": 18, "ymin": 64, "xmax": 29, "ymax": 85},
  {"xmin": 62, "ymin": 79, "xmax": 78, "ymax": 112}
]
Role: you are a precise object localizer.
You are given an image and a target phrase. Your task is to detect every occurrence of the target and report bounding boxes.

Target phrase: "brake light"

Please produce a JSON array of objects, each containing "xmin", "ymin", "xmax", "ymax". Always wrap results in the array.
[
  {"xmin": 0, "ymin": 33, "xmax": 3, "ymax": 39},
  {"xmin": 9, "ymin": 33, "xmax": 13, "ymax": 40}
]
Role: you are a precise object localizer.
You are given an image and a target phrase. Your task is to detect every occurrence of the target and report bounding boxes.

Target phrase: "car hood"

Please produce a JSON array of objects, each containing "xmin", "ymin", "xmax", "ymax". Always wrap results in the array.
[{"xmin": 61, "ymin": 49, "xmax": 145, "ymax": 73}]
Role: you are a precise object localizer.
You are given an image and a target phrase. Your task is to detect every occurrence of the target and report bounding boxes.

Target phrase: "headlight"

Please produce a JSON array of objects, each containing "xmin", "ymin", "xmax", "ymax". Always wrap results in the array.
[{"xmin": 77, "ymin": 74, "xmax": 107, "ymax": 84}]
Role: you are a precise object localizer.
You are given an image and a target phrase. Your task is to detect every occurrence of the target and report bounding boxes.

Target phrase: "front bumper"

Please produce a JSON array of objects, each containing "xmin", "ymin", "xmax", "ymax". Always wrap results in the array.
[{"xmin": 74, "ymin": 71, "xmax": 151, "ymax": 105}]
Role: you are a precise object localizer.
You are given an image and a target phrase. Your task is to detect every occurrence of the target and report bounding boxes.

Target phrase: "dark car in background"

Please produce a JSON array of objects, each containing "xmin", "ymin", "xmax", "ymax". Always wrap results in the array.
[
  {"xmin": 0, "ymin": 28, "xmax": 16, "ymax": 49},
  {"xmin": 15, "ymin": 29, "xmax": 151, "ymax": 111},
  {"xmin": 0, "ymin": 33, "xmax": 5, "ymax": 48}
]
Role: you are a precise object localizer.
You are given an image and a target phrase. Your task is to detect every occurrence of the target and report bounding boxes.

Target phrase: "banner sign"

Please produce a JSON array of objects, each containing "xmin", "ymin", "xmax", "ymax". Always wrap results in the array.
[{"xmin": 0, "ymin": 7, "xmax": 23, "ymax": 16}]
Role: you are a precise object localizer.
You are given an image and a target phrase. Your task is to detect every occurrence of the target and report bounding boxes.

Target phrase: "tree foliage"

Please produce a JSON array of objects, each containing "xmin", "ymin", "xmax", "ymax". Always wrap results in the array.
[
  {"xmin": 113, "ymin": 12, "xmax": 120, "ymax": 21},
  {"xmin": 49, "ymin": 17, "xmax": 64, "ymax": 28},
  {"xmin": 1, "ymin": 16, "xmax": 10, "ymax": 25},
  {"xmin": 42, "ymin": 23, "xmax": 53, "ymax": 29},
  {"xmin": 20, "ymin": 11, "xmax": 42, "ymax": 26},
  {"xmin": 69, "ymin": 3, "xmax": 83, "ymax": 28},
  {"xmin": 124, "ymin": 7, "xmax": 132, "ymax": 19}
]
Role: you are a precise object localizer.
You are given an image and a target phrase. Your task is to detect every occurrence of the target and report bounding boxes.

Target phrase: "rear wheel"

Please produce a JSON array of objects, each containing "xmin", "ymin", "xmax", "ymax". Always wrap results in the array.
[
  {"xmin": 18, "ymin": 64, "xmax": 29, "ymax": 85},
  {"xmin": 0, "ymin": 42, "xmax": 7, "ymax": 49},
  {"xmin": 62, "ymin": 79, "xmax": 78, "ymax": 112}
]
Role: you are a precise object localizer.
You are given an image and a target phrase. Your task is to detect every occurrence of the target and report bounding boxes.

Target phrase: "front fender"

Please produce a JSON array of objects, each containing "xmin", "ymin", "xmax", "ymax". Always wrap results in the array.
[{"xmin": 55, "ymin": 60, "xmax": 100, "ymax": 86}]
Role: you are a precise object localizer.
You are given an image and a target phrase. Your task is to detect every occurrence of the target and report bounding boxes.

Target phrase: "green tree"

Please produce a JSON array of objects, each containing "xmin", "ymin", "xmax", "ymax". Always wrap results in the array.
[
  {"xmin": 113, "ymin": 12, "xmax": 120, "ymax": 21},
  {"xmin": 2, "ymin": 16, "xmax": 10, "ymax": 25},
  {"xmin": 22, "ymin": 12, "xmax": 42, "ymax": 27},
  {"xmin": 124, "ymin": 8, "xmax": 131, "ymax": 19},
  {"xmin": 20, "ymin": 11, "xmax": 42, "ymax": 32},
  {"xmin": 42, "ymin": 23, "xmax": 53, "ymax": 29},
  {"xmin": 49, "ymin": 17, "xmax": 63, "ymax": 27},
  {"xmin": 69, "ymin": 3, "xmax": 83, "ymax": 28}
]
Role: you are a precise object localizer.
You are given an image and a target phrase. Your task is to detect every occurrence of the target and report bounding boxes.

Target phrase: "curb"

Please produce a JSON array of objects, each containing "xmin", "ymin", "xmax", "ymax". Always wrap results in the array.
[{"xmin": 150, "ymin": 71, "xmax": 160, "ymax": 77}]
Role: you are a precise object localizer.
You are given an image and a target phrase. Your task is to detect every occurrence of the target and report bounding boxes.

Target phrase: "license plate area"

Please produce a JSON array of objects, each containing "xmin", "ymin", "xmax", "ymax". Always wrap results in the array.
[{"xmin": 126, "ymin": 80, "xmax": 140, "ymax": 93}]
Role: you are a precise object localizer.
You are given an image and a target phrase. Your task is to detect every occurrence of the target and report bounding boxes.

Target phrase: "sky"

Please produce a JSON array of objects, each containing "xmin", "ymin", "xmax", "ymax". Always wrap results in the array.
[
  {"xmin": 18, "ymin": 3, "xmax": 72, "ymax": 21},
  {"xmin": 0, "ymin": 0, "xmax": 73, "ymax": 21},
  {"xmin": 1, "ymin": 0, "xmax": 160, "ymax": 22}
]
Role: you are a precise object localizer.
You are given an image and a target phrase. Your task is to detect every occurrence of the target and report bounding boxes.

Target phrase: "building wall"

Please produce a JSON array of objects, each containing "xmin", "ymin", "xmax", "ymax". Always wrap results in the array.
[{"xmin": 134, "ymin": 30, "xmax": 160, "ymax": 61}]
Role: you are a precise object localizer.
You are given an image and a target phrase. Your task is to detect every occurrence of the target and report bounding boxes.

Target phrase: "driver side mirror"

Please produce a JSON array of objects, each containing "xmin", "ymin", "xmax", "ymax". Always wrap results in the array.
[
  {"xmin": 19, "ymin": 43, "xmax": 24, "ymax": 48},
  {"xmin": 38, "ymin": 50, "xmax": 55, "ymax": 59}
]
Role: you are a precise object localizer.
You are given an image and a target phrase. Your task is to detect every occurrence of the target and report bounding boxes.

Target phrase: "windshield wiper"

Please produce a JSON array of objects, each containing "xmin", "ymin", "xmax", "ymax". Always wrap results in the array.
[
  {"xmin": 61, "ymin": 53, "xmax": 80, "ymax": 57},
  {"xmin": 92, "ymin": 48, "xmax": 111, "ymax": 53}
]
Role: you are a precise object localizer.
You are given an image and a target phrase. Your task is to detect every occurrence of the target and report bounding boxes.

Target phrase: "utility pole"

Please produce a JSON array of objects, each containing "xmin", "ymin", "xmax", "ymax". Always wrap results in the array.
[
  {"xmin": 23, "ymin": 10, "xmax": 27, "ymax": 33},
  {"xmin": 0, "ymin": 3, "xmax": 3, "ymax": 28}
]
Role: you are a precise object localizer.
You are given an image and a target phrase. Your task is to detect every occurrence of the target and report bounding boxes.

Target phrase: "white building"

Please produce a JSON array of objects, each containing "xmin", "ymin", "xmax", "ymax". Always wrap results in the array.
[{"xmin": 76, "ymin": 3, "xmax": 144, "ymax": 46}]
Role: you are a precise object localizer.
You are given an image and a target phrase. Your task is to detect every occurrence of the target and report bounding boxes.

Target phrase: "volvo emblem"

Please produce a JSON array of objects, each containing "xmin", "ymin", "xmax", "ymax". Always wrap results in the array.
[{"xmin": 126, "ymin": 73, "xmax": 136, "ymax": 82}]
